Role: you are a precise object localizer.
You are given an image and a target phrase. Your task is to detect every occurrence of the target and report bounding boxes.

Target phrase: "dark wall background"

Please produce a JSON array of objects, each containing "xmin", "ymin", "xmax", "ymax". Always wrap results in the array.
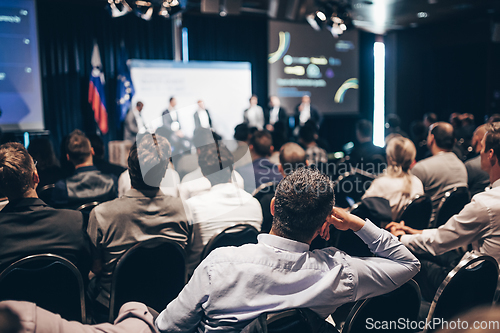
[{"xmin": 386, "ymin": 19, "xmax": 500, "ymax": 134}]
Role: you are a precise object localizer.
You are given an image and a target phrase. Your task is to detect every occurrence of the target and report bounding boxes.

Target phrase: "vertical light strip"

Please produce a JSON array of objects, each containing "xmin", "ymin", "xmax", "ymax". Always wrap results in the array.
[
  {"xmin": 24, "ymin": 132, "xmax": 30, "ymax": 148},
  {"xmin": 182, "ymin": 27, "xmax": 189, "ymax": 63},
  {"xmin": 373, "ymin": 41, "xmax": 385, "ymax": 147}
]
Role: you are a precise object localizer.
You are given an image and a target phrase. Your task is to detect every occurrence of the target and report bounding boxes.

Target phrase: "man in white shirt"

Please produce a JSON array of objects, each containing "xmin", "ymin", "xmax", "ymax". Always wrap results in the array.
[
  {"xmin": 265, "ymin": 96, "xmax": 288, "ymax": 132},
  {"xmin": 194, "ymin": 100, "xmax": 212, "ymax": 130},
  {"xmin": 243, "ymin": 95, "xmax": 265, "ymax": 130},
  {"xmin": 183, "ymin": 142, "xmax": 262, "ymax": 276},
  {"xmin": 156, "ymin": 167, "xmax": 420, "ymax": 333},
  {"xmin": 411, "ymin": 121, "xmax": 468, "ymax": 223},
  {"xmin": 388, "ymin": 122, "xmax": 500, "ymax": 300}
]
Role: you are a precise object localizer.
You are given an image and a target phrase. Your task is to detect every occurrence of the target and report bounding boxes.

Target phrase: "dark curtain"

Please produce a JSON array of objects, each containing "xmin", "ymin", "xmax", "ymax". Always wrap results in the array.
[
  {"xmin": 37, "ymin": 0, "xmax": 173, "ymax": 155},
  {"xmin": 183, "ymin": 13, "xmax": 269, "ymax": 112}
]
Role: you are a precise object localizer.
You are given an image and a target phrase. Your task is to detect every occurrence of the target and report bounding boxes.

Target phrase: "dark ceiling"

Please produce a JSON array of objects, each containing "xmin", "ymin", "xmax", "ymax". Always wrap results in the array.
[{"xmin": 67, "ymin": 0, "xmax": 500, "ymax": 35}]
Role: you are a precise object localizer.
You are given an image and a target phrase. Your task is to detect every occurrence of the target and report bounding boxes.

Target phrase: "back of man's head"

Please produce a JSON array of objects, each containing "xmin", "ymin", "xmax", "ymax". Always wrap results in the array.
[
  {"xmin": 430, "ymin": 122, "xmax": 454, "ymax": 151},
  {"xmin": 298, "ymin": 124, "xmax": 317, "ymax": 145},
  {"xmin": 67, "ymin": 130, "xmax": 92, "ymax": 165},
  {"xmin": 198, "ymin": 143, "xmax": 234, "ymax": 186},
  {"xmin": 279, "ymin": 143, "xmax": 306, "ymax": 176},
  {"xmin": 424, "ymin": 112, "xmax": 437, "ymax": 125},
  {"xmin": 128, "ymin": 133, "xmax": 171, "ymax": 190},
  {"xmin": 272, "ymin": 167, "xmax": 334, "ymax": 243},
  {"xmin": 250, "ymin": 130, "xmax": 273, "ymax": 157},
  {"xmin": 0, "ymin": 142, "xmax": 36, "ymax": 200},
  {"xmin": 356, "ymin": 119, "xmax": 373, "ymax": 140},
  {"xmin": 234, "ymin": 123, "xmax": 250, "ymax": 142},
  {"xmin": 484, "ymin": 122, "xmax": 500, "ymax": 161}
]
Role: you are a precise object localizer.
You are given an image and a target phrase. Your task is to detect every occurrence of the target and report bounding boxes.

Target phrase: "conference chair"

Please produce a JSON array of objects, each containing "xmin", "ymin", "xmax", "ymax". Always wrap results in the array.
[
  {"xmin": 342, "ymin": 279, "xmax": 421, "ymax": 333},
  {"xmin": 334, "ymin": 169, "xmax": 376, "ymax": 208},
  {"xmin": 0, "ymin": 254, "xmax": 86, "ymax": 323},
  {"xmin": 37, "ymin": 183, "xmax": 55, "ymax": 205},
  {"xmin": 201, "ymin": 224, "xmax": 259, "ymax": 260},
  {"xmin": 76, "ymin": 201, "xmax": 100, "ymax": 229},
  {"xmin": 241, "ymin": 308, "xmax": 338, "ymax": 333},
  {"xmin": 252, "ymin": 181, "xmax": 278, "ymax": 233},
  {"xmin": 432, "ymin": 186, "xmax": 470, "ymax": 228},
  {"xmin": 108, "ymin": 238, "xmax": 187, "ymax": 322},
  {"xmin": 397, "ymin": 195, "xmax": 432, "ymax": 230},
  {"xmin": 424, "ymin": 253, "xmax": 499, "ymax": 333}
]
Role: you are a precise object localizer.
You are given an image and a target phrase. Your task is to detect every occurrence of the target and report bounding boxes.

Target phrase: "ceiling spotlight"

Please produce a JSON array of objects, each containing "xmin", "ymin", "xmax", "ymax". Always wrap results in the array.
[
  {"xmin": 108, "ymin": 0, "xmax": 132, "ymax": 18},
  {"xmin": 417, "ymin": 11, "xmax": 428, "ymax": 18},
  {"xmin": 306, "ymin": 13, "xmax": 322, "ymax": 31},
  {"xmin": 135, "ymin": 4, "xmax": 153, "ymax": 20}
]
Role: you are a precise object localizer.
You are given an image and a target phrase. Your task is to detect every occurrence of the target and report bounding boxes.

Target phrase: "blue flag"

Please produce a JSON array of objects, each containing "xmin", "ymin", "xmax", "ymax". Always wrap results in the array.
[{"xmin": 116, "ymin": 43, "xmax": 134, "ymax": 124}]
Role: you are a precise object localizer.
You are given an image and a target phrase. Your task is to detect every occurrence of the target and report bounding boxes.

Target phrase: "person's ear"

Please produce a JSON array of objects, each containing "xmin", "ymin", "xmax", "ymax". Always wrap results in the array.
[
  {"xmin": 270, "ymin": 197, "xmax": 275, "ymax": 216},
  {"xmin": 66, "ymin": 153, "xmax": 70, "ymax": 161},
  {"xmin": 270, "ymin": 145, "xmax": 274, "ymax": 154},
  {"xmin": 278, "ymin": 164, "xmax": 284, "ymax": 175},
  {"xmin": 305, "ymin": 160, "xmax": 310, "ymax": 166},
  {"xmin": 489, "ymin": 149, "xmax": 497, "ymax": 167},
  {"xmin": 32, "ymin": 169, "xmax": 40, "ymax": 188},
  {"xmin": 90, "ymin": 147, "xmax": 95, "ymax": 156}
]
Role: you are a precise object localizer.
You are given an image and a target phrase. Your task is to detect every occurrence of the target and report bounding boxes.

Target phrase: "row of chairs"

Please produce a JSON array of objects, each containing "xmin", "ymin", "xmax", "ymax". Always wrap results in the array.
[
  {"xmin": 0, "ymin": 224, "xmax": 260, "ymax": 324},
  {"xmin": 0, "ymin": 228, "xmax": 498, "ymax": 332}
]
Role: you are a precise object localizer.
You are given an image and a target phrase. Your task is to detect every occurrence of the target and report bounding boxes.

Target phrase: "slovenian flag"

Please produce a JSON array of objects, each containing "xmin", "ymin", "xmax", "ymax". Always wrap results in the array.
[
  {"xmin": 88, "ymin": 42, "xmax": 108, "ymax": 134},
  {"xmin": 117, "ymin": 42, "xmax": 134, "ymax": 124}
]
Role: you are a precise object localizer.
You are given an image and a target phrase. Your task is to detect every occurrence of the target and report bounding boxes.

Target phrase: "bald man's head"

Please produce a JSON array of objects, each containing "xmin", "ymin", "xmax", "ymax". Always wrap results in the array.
[
  {"xmin": 472, "ymin": 124, "xmax": 488, "ymax": 153},
  {"xmin": 279, "ymin": 142, "xmax": 307, "ymax": 176},
  {"xmin": 429, "ymin": 121, "xmax": 455, "ymax": 151}
]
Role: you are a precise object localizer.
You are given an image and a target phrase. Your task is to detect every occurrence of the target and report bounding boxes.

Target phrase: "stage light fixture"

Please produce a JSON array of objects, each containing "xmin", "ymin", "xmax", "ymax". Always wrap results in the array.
[{"xmin": 107, "ymin": 0, "xmax": 185, "ymax": 20}]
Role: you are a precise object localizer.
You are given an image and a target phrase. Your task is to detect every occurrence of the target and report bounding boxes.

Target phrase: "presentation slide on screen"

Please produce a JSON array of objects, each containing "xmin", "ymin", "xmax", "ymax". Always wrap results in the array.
[
  {"xmin": 0, "ymin": 0, "xmax": 44, "ymax": 131},
  {"xmin": 268, "ymin": 20, "xmax": 359, "ymax": 115},
  {"xmin": 129, "ymin": 60, "xmax": 252, "ymax": 141}
]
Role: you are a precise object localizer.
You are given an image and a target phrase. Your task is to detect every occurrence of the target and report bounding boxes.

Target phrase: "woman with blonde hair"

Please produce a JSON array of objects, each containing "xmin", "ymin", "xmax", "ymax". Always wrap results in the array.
[{"xmin": 362, "ymin": 136, "xmax": 424, "ymax": 220}]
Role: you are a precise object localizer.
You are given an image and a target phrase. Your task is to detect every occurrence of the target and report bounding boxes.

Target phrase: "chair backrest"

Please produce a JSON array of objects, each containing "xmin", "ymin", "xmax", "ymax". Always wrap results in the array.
[
  {"xmin": 266, "ymin": 308, "xmax": 337, "ymax": 333},
  {"xmin": 201, "ymin": 224, "xmax": 260, "ymax": 260},
  {"xmin": 398, "ymin": 195, "xmax": 432, "ymax": 230},
  {"xmin": 425, "ymin": 253, "xmax": 499, "ymax": 332},
  {"xmin": 433, "ymin": 186, "xmax": 470, "ymax": 228},
  {"xmin": 334, "ymin": 170, "xmax": 376, "ymax": 208},
  {"xmin": 37, "ymin": 183, "xmax": 55, "ymax": 204},
  {"xmin": 109, "ymin": 238, "xmax": 187, "ymax": 322},
  {"xmin": 76, "ymin": 201, "xmax": 100, "ymax": 229},
  {"xmin": 0, "ymin": 254, "xmax": 86, "ymax": 323},
  {"xmin": 252, "ymin": 182, "xmax": 278, "ymax": 234},
  {"xmin": 342, "ymin": 279, "xmax": 421, "ymax": 333}
]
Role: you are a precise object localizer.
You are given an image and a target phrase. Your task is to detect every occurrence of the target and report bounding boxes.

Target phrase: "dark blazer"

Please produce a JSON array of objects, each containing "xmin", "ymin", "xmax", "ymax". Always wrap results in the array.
[
  {"xmin": 264, "ymin": 107, "xmax": 288, "ymax": 126},
  {"xmin": 123, "ymin": 109, "xmax": 138, "ymax": 142},
  {"xmin": 193, "ymin": 109, "xmax": 213, "ymax": 129},
  {"xmin": 293, "ymin": 104, "xmax": 322, "ymax": 129},
  {"xmin": 0, "ymin": 198, "xmax": 91, "ymax": 276}
]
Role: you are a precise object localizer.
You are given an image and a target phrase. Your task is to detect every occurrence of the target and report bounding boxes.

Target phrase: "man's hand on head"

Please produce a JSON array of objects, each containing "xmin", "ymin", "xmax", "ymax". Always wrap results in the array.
[{"xmin": 323, "ymin": 207, "xmax": 365, "ymax": 234}]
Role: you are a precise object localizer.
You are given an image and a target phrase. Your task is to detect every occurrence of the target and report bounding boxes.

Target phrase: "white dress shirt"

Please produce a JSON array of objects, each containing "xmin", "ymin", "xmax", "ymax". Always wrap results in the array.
[
  {"xmin": 183, "ymin": 182, "xmax": 263, "ymax": 275},
  {"xmin": 245, "ymin": 105, "xmax": 265, "ymax": 130},
  {"xmin": 156, "ymin": 220, "xmax": 420, "ymax": 333},
  {"xmin": 197, "ymin": 109, "xmax": 211, "ymax": 128},
  {"xmin": 299, "ymin": 103, "xmax": 311, "ymax": 126},
  {"xmin": 117, "ymin": 168, "xmax": 180, "ymax": 198},
  {"xmin": 178, "ymin": 167, "xmax": 244, "ymax": 200},
  {"xmin": 402, "ymin": 179, "xmax": 500, "ymax": 265},
  {"xmin": 269, "ymin": 106, "xmax": 280, "ymax": 125}
]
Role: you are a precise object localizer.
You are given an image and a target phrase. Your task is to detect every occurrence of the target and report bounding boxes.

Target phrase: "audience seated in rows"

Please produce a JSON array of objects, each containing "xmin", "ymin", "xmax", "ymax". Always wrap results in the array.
[
  {"xmin": 298, "ymin": 123, "xmax": 328, "ymax": 165},
  {"xmin": 236, "ymin": 130, "xmax": 283, "ymax": 193},
  {"xmin": 86, "ymin": 133, "xmax": 191, "ymax": 321},
  {"xmin": 465, "ymin": 124, "xmax": 490, "ymax": 196},
  {"xmin": 155, "ymin": 167, "xmax": 420, "ymax": 333},
  {"xmin": 0, "ymin": 301, "xmax": 157, "ymax": 333},
  {"xmin": 348, "ymin": 119, "xmax": 385, "ymax": 173},
  {"xmin": 0, "ymin": 142, "xmax": 91, "ymax": 276},
  {"xmin": 52, "ymin": 130, "xmax": 117, "ymax": 209},
  {"xmin": 362, "ymin": 136, "xmax": 424, "ymax": 221},
  {"xmin": 388, "ymin": 122, "xmax": 500, "ymax": 301},
  {"xmin": 27, "ymin": 137, "xmax": 63, "ymax": 188},
  {"xmin": 411, "ymin": 121, "xmax": 468, "ymax": 223}
]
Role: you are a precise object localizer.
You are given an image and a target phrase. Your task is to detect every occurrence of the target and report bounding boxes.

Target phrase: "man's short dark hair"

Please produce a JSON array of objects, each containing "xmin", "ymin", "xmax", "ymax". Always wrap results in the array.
[
  {"xmin": 272, "ymin": 167, "xmax": 334, "ymax": 243},
  {"xmin": 279, "ymin": 143, "xmax": 306, "ymax": 176},
  {"xmin": 250, "ymin": 130, "xmax": 273, "ymax": 157},
  {"xmin": 299, "ymin": 124, "xmax": 317, "ymax": 144},
  {"xmin": 484, "ymin": 122, "xmax": 500, "ymax": 161},
  {"xmin": 67, "ymin": 129, "xmax": 92, "ymax": 165},
  {"xmin": 0, "ymin": 142, "xmax": 35, "ymax": 199},
  {"xmin": 430, "ymin": 122, "xmax": 454, "ymax": 151},
  {"xmin": 234, "ymin": 123, "xmax": 250, "ymax": 142},
  {"xmin": 169, "ymin": 97, "xmax": 175, "ymax": 103},
  {"xmin": 356, "ymin": 119, "xmax": 373, "ymax": 139},
  {"xmin": 198, "ymin": 143, "xmax": 234, "ymax": 186},
  {"xmin": 128, "ymin": 133, "xmax": 171, "ymax": 190}
]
